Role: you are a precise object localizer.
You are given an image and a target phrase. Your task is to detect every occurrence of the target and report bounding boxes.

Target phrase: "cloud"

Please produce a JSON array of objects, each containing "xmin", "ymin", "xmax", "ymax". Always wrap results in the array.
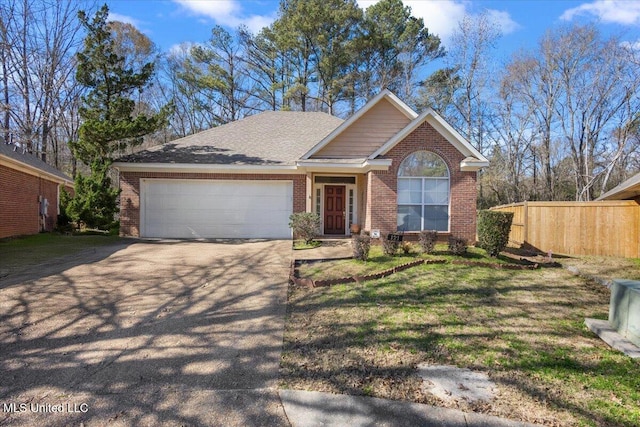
[
  {"xmin": 358, "ymin": 0, "xmax": 519, "ymax": 42},
  {"xmin": 560, "ymin": 1, "xmax": 640, "ymax": 25},
  {"xmin": 486, "ymin": 9, "xmax": 521, "ymax": 35},
  {"xmin": 108, "ymin": 12, "xmax": 142, "ymax": 27},
  {"xmin": 173, "ymin": 0, "xmax": 276, "ymax": 33}
]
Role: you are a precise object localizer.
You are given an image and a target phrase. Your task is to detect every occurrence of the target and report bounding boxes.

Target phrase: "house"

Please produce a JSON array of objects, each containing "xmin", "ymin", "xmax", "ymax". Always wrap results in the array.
[
  {"xmin": 113, "ymin": 90, "xmax": 489, "ymax": 241},
  {"xmin": 597, "ymin": 172, "xmax": 640, "ymax": 202},
  {"xmin": 0, "ymin": 142, "xmax": 74, "ymax": 239}
]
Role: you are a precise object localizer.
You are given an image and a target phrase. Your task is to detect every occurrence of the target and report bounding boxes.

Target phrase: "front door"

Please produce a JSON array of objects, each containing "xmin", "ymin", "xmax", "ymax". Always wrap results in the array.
[{"xmin": 324, "ymin": 185, "xmax": 345, "ymax": 235}]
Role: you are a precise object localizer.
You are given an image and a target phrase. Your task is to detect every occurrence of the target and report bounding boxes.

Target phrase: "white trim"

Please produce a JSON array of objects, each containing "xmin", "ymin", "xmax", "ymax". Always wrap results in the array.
[
  {"xmin": 0, "ymin": 155, "xmax": 73, "ymax": 187},
  {"xmin": 300, "ymin": 89, "xmax": 418, "ymax": 160},
  {"xmin": 460, "ymin": 157, "xmax": 490, "ymax": 171},
  {"xmin": 113, "ymin": 162, "xmax": 302, "ymax": 174},
  {"xmin": 312, "ymin": 174, "xmax": 358, "ymax": 236},
  {"xmin": 297, "ymin": 159, "xmax": 392, "ymax": 173},
  {"xmin": 369, "ymin": 109, "xmax": 489, "ymax": 169}
]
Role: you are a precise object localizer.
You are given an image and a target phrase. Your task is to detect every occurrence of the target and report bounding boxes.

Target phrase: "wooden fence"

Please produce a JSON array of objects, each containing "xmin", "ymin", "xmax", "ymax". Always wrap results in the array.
[{"xmin": 490, "ymin": 201, "xmax": 640, "ymax": 258}]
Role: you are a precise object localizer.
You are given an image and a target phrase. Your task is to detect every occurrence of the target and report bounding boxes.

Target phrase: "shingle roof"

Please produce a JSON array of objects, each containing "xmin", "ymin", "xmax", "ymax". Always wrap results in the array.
[
  {"xmin": 0, "ymin": 142, "xmax": 72, "ymax": 182},
  {"xmin": 116, "ymin": 111, "xmax": 344, "ymax": 166},
  {"xmin": 597, "ymin": 171, "xmax": 640, "ymax": 200}
]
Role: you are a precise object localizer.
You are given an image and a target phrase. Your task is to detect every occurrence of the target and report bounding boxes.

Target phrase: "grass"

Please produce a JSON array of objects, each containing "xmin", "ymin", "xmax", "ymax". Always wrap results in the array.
[
  {"xmin": 293, "ymin": 240, "xmax": 323, "ymax": 250},
  {"xmin": 0, "ymin": 233, "xmax": 122, "ymax": 275},
  {"xmin": 281, "ymin": 250, "xmax": 640, "ymax": 426},
  {"xmin": 559, "ymin": 255, "xmax": 640, "ymax": 281},
  {"xmin": 297, "ymin": 243, "xmax": 519, "ymax": 281}
]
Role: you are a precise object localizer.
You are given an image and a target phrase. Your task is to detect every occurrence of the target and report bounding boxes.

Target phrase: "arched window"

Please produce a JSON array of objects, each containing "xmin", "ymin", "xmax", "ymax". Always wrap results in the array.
[{"xmin": 397, "ymin": 151, "xmax": 449, "ymax": 232}]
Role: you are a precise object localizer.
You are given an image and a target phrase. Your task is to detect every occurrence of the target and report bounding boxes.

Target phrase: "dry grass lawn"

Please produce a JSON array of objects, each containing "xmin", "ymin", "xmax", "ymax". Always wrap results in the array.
[{"xmin": 280, "ymin": 250, "xmax": 640, "ymax": 427}]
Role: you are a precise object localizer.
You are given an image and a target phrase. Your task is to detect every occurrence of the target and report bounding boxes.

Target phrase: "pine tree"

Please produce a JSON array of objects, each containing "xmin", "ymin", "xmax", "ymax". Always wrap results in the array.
[{"xmin": 67, "ymin": 4, "xmax": 170, "ymax": 229}]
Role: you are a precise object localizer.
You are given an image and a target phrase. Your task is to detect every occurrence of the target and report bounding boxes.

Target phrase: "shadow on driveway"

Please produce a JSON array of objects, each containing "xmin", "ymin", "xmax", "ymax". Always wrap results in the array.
[{"xmin": 0, "ymin": 240, "xmax": 292, "ymax": 426}]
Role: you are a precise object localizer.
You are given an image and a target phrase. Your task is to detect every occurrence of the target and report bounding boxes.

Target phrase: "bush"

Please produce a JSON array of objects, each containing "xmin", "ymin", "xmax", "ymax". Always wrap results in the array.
[
  {"xmin": 352, "ymin": 233, "xmax": 371, "ymax": 261},
  {"xmin": 448, "ymin": 236, "xmax": 468, "ymax": 255},
  {"xmin": 477, "ymin": 210, "xmax": 514, "ymax": 257},
  {"xmin": 65, "ymin": 168, "xmax": 119, "ymax": 230},
  {"xmin": 382, "ymin": 234, "xmax": 400, "ymax": 256},
  {"xmin": 288, "ymin": 212, "xmax": 321, "ymax": 244},
  {"xmin": 418, "ymin": 230, "xmax": 438, "ymax": 253},
  {"xmin": 401, "ymin": 241, "xmax": 413, "ymax": 255}
]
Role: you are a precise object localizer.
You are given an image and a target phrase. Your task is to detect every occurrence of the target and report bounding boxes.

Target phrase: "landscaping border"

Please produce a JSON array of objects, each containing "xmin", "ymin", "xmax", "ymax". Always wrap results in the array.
[
  {"xmin": 290, "ymin": 257, "xmax": 541, "ymax": 289},
  {"xmin": 451, "ymin": 260, "xmax": 539, "ymax": 270}
]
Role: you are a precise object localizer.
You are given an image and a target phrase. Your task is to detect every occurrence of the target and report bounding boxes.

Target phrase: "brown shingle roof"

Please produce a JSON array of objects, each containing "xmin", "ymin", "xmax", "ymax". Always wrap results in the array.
[
  {"xmin": 0, "ymin": 142, "xmax": 72, "ymax": 182},
  {"xmin": 116, "ymin": 111, "xmax": 344, "ymax": 166}
]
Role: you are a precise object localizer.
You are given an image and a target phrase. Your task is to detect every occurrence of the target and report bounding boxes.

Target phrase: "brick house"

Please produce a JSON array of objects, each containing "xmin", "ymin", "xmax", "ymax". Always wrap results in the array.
[
  {"xmin": 113, "ymin": 90, "xmax": 488, "ymax": 241},
  {"xmin": 0, "ymin": 142, "xmax": 74, "ymax": 238}
]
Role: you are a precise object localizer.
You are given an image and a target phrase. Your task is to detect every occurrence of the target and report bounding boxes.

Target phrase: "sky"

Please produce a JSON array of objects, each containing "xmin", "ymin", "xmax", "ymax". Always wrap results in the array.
[{"xmin": 105, "ymin": 0, "xmax": 640, "ymax": 63}]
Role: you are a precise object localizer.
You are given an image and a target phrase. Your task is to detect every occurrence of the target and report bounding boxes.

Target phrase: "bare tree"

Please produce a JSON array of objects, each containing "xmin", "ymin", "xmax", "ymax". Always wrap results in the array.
[{"xmin": 1, "ymin": 0, "xmax": 88, "ymax": 168}]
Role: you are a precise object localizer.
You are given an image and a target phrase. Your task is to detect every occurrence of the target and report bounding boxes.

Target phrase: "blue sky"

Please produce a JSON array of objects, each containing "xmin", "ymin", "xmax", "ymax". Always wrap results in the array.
[{"xmin": 106, "ymin": 0, "xmax": 640, "ymax": 61}]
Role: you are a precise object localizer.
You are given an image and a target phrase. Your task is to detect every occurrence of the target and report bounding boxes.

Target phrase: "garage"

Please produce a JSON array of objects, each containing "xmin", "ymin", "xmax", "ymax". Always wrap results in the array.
[{"xmin": 140, "ymin": 179, "xmax": 293, "ymax": 239}]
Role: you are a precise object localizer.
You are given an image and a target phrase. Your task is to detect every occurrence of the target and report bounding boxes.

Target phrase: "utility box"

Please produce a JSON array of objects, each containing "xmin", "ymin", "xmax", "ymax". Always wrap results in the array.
[{"xmin": 609, "ymin": 280, "xmax": 640, "ymax": 347}]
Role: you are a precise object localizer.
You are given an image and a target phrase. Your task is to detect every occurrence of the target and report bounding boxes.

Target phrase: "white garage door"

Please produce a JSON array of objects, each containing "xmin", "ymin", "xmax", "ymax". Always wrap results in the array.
[{"xmin": 141, "ymin": 179, "xmax": 293, "ymax": 239}]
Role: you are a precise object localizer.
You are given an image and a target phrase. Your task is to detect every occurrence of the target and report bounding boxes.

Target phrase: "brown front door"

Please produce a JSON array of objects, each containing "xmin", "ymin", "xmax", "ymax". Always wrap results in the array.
[{"xmin": 324, "ymin": 185, "xmax": 345, "ymax": 235}]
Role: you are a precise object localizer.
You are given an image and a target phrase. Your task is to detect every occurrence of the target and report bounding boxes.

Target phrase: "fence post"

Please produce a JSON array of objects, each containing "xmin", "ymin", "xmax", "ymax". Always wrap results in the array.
[{"xmin": 523, "ymin": 201, "xmax": 528, "ymax": 245}]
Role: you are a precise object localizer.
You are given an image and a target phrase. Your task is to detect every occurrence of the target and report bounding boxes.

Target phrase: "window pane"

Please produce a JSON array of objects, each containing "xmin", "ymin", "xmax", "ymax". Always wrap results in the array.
[
  {"xmin": 397, "ymin": 205, "xmax": 421, "ymax": 231},
  {"xmin": 398, "ymin": 151, "xmax": 449, "ymax": 177},
  {"xmin": 424, "ymin": 205, "xmax": 448, "ymax": 231},
  {"xmin": 398, "ymin": 178, "xmax": 422, "ymax": 203},
  {"xmin": 423, "ymin": 178, "xmax": 449, "ymax": 204}
]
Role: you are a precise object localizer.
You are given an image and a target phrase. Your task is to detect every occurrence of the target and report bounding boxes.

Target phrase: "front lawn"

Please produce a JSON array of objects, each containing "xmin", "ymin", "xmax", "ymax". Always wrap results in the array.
[
  {"xmin": 0, "ymin": 233, "xmax": 122, "ymax": 276},
  {"xmin": 297, "ymin": 243, "xmax": 522, "ymax": 281},
  {"xmin": 281, "ymin": 251, "xmax": 640, "ymax": 426}
]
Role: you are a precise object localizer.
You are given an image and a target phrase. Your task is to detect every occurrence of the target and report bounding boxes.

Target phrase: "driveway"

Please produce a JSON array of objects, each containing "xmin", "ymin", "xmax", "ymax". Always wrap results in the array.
[{"xmin": 0, "ymin": 240, "xmax": 292, "ymax": 426}]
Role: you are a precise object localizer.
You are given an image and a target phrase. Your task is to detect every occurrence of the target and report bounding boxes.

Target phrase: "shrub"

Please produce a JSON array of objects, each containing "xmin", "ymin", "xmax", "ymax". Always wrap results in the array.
[
  {"xmin": 401, "ymin": 241, "xmax": 413, "ymax": 254},
  {"xmin": 477, "ymin": 210, "xmax": 514, "ymax": 257},
  {"xmin": 289, "ymin": 212, "xmax": 321, "ymax": 244},
  {"xmin": 382, "ymin": 234, "xmax": 400, "ymax": 256},
  {"xmin": 448, "ymin": 236, "xmax": 468, "ymax": 255},
  {"xmin": 418, "ymin": 230, "xmax": 438, "ymax": 253},
  {"xmin": 352, "ymin": 233, "xmax": 371, "ymax": 261}
]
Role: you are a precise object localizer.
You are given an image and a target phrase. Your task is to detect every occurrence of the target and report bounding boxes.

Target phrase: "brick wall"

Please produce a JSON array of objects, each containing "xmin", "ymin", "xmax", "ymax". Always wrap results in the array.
[
  {"xmin": 0, "ymin": 164, "xmax": 61, "ymax": 238},
  {"xmin": 119, "ymin": 171, "xmax": 306, "ymax": 237},
  {"xmin": 368, "ymin": 121, "xmax": 478, "ymax": 242}
]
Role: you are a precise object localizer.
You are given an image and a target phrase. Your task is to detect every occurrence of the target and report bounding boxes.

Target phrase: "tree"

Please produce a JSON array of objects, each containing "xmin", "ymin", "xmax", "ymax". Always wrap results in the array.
[
  {"xmin": 189, "ymin": 26, "xmax": 251, "ymax": 123},
  {"xmin": 500, "ymin": 24, "xmax": 640, "ymax": 201},
  {"xmin": 361, "ymin": 0, "xmax": 443, "ymax": 104},
  {"xmin": 0, "ymin": 0, "xmax": 85, "ymax": 167},
  {"xmin": 422, "ymin": 12, "xmax": 500, "ymax": 155},
  {"xmin": 272, "ymin": 0, "xmax": 364, "ymax": 114},
  {"xmin": 68, "ymin": 4, "xmax": 170, "ymax": 228}
]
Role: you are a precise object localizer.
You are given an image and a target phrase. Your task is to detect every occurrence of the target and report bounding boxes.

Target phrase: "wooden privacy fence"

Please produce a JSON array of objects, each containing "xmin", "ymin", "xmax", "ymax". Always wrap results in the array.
[{"xmin": 490, "ymin": 201, "xmax": 640, "ymax": 258}]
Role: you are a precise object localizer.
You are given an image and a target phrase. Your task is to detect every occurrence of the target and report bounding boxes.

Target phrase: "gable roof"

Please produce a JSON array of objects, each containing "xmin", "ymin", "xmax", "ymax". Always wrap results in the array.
[
  {"xmin": 597, "ymin": 172, "xmax": 640, "ymax": 200},
  {"xmin": 0, "ymin": 142, "xmax": 72, "ymax": 185},
  {"xmin": 115, "ymin": 111, "xmax": 343, "ymax": 167},
  {"xmin": 370, "ymin": 108, "xmax": 489, "ymax": 170},
  {"xmin": 301, "ymin": 89, "xmax": 418, "ymax": 159}
]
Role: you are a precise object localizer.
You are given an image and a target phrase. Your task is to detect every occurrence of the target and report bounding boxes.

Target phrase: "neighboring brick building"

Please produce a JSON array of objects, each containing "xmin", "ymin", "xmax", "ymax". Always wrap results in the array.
[
  {"xmin": 114, "ymin": 90, "xmax": 488, "ymax": 241},
  {"xmin": 0, "ymin": 142, "xmax": 74, "ymax": 239}
]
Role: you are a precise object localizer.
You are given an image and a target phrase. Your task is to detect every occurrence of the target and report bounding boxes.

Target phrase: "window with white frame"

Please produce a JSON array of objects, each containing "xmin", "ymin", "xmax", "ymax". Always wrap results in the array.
[{"xmin": 397, "ymin": 151, "xmax": 449, "ymax": 232}]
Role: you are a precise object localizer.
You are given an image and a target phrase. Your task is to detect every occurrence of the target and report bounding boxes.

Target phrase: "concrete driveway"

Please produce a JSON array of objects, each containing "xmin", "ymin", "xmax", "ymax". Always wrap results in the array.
[{"xmin": 0, "ymin": 240, "xmax": 292, "ymax": 426}]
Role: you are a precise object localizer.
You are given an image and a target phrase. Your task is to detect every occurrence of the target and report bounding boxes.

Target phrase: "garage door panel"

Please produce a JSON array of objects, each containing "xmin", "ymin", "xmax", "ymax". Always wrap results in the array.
[{"xmin": 141, "ymin": 180, "xmax": 293, "ymax": 239}]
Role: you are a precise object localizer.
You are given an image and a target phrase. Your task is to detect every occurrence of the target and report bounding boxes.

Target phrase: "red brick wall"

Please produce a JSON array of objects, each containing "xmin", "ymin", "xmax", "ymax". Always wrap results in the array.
[
  {"xmin": 368, "ymin": 121, "xmax": 478, "ymax": 242},
  {"xmin": 119, "ymin": 171, "xmax": 307, "ymax": 237},
  {"xmin": 0, "ymin": 164, "xmax": 61, "ymax": 238}
]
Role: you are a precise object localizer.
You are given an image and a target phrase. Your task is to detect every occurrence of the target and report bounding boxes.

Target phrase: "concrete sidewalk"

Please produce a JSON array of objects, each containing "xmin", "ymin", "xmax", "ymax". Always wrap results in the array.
[{"xmin": 279, "ymin": 389, "xmax": 541, "ymax": 427}]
